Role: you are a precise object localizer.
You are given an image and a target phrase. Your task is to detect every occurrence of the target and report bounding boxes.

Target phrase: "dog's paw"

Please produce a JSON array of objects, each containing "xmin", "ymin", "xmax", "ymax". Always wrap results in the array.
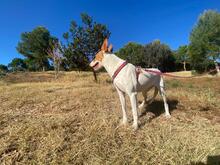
[
  {"xmin": 132, "ymin": 123, "xmax": 138, "ymax": 131},
  {"xmin": 138, "ymin": 104, "xmax": 143, "ymax": 109},
  {"xmin": 119, "ymin": 119, "xmax": 128, "ymax": 126},
  {"xmin": 164, "ymin": 114, "xmax": 171, "ymax": 118},
  {"xmin": 138, "ymin": 103, "xmax": 146, "ymax": 110}
]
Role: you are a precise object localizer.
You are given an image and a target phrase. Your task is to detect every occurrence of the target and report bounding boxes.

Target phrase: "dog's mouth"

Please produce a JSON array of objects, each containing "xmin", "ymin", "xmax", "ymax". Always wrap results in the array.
[{"xmin": 92, "ymin": 62, "xmax": 99, "ymax": 70}]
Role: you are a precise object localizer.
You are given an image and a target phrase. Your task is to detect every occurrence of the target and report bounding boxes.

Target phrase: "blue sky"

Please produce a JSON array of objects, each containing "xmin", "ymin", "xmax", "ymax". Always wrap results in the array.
[{"xmin": 0, "ymin": 0, "xmax": 220, "ymax": 65}]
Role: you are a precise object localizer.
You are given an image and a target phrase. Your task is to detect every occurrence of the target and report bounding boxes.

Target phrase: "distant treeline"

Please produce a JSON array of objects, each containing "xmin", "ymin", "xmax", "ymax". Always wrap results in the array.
[{"xmin": 1, "ymin": 10, "xmax": 220, "ymax": 75}]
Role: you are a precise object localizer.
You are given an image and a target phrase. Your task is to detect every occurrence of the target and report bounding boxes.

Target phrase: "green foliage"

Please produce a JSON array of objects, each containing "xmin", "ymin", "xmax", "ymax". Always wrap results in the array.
[
  {"xmin": 116, "ymin": 42, "xmax": 144, "ymax": 66},
  {"xmin": 117, "ymin": 40, "xmax": 175, "ymax": 72},
  {"xmin": 17, "ymin": 26, "xmax": 57, "ymax": 71},
  {"xmin": 6, "ymin": 10, "xmax": 219, "ymax": 74},
  {"xmin": 143, "ymin": 40, "xmax": 176, "ymax": 72},
  {"xmin": 175, "ymin": 45, "xmax": 188, "ymax": 63},
  {"xmin": 174, "ymin": 45, "xmax": 190, "ymax": 71},
  {"xmin": 8, "ymin": 58, "xmax": 27, "ymax": 71},
  {"xmin": 63, "ymin": 13, "xmax": 111, "ymax": 71},
  {"xmin": 189, "ymin": 10, "xmax": 220, "ymax": 72},
  {"xmin": 23, "ymin": 58, "xmax": 39, "ymax": 71},
  {"xmin": 0, "ymin": 64, "xmax": 8, "ymax": 73}
]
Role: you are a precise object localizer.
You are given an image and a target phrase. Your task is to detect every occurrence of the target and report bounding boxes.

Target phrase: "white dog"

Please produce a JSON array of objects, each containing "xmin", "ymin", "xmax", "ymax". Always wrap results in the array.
[{"xmin": 90, "ymin": 39, "xmax": 171, "ymax": 130}]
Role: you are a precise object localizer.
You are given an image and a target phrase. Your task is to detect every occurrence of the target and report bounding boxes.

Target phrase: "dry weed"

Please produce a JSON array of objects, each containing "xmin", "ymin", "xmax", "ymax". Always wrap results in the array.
[{"xmin": 0, "ymin": 72, "xmax": 219, "ymax": 164}]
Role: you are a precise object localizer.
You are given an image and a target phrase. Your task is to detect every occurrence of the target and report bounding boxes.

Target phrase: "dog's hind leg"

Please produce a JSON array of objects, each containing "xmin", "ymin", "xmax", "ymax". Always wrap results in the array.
[
  {"xmin": 139, "ymin": 87, "xmax": 158, "ymax": 110},
  {"xmin": 138, "ymin": 91, "xmax": 147, "ymax": 110},
  {"xmin": 146, "ymin": 87, "xmax": 158, "ymax": 105},
  {"xmin": 158, "ymin": 77, "xmax": 171, "ymax": 118}
]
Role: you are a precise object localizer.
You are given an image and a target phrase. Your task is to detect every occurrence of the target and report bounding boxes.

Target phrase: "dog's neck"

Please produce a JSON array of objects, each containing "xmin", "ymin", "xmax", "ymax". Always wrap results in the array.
[{"xmin": 102, "ymin": 53, "xmax": 125, "ymax": 77}]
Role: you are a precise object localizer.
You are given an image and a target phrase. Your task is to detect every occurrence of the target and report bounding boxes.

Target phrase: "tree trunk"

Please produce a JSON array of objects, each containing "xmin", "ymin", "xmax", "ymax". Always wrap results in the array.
[
  {"xmin": 214, "ymin": 61, "xmax": 219, "ymax": 73},
  {"xmin": 43, "ymin": 66, "xmax": 45, "ymax": 72},
  {"xmin": 92, "ymin": 70, "xmax": 97, "ymax": 82},
  {"xmin": 54, "ymin": 63, "xmax": 57, "ymax": 79},
  {"xmin": 56, "ymin": 62, "xmax": 60, "ymax": 79},
  {"xmin": 183, "ymin": 61, "xmax": 186, "ymax": 71},
  {"xmin": 54, "ymin": 58, "xmax": 58, "ymax": 79}
]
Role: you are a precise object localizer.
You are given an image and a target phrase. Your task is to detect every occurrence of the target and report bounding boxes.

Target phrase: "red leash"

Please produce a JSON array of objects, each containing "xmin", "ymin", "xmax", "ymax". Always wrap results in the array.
[
  {"xmin": 142, "ymin": 69, "xmax": 195, "ymax": 78},
  {"xmin": 111, "ymin": 61, "xmax": 219, "ymax": 80},
  {"xmin": 142, "ymin": 67, "xmax": 219, "ymax": 79}
]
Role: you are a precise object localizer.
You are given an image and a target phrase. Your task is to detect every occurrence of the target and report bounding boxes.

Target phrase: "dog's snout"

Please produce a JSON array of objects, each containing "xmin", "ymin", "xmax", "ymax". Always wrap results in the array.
[
  {"xmin": 89, "ymin": 61, "xmax": 93, "ymax": 67},
  {"xmin": 89, "ymin": 60, "xmax": 96, "ymax": 67}
]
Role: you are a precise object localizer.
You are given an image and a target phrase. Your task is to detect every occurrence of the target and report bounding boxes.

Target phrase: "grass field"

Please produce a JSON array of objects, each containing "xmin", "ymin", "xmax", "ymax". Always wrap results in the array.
[{"xmin": 0, "ymin": 71, "xmax": 220, "ymax": 164}]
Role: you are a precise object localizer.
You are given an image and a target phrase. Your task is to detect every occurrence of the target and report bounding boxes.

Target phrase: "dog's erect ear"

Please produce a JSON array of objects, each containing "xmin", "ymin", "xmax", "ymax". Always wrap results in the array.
[
  {"xmin": 101, "ymin": 38, "xmax": 108, "ymax": 51},
  {"xmin": 108, "ymin": 44, "xmax": 113, "ymax": 52}
]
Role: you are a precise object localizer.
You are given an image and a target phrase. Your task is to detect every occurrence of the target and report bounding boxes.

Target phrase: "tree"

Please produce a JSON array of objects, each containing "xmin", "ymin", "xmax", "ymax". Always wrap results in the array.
[
  {"xmin": 189, "ymin": 10, "xmax": 220, "ymax": 73},
  {"xmin": 116, "ymin": 40, "xmax": 175, "ymax": 72},
  {"xmin": 23, "ymin": 58, "xmax": 39, "ymax": 71},
  {"xmin": 17, "ymin": 26, "xmax": 57, "ymax": 71},
  {"xmin": 0, "ymin": 64, "xmax": 8, "ymax": 73},
  {"xmin": 116, "ymin": 42, "xmax": 145, "ymax": 66},
  {"xmin": 8, "ymin": 58, "xmax": 27, "ymax": 72},
  {"xmin": 175, "ymin": 45, "xmax": 189, "ymax": 71},
  {"xmin": 143, "ymin": 40, "xmax": 176, "ymax": 72},
  {"xmin": 47, "ymin": 41, "xmax": 64, "ymax": 79},
  {"xmin": 63, "ymin": 13, "xmax": 111, "ymax": 81}
]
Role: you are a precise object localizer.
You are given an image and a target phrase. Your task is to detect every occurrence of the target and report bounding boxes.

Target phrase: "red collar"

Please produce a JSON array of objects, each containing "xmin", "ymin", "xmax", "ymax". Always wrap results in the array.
[{"xmin": 112, "ymin": 61, "xmax": 128, "ymax": 81}]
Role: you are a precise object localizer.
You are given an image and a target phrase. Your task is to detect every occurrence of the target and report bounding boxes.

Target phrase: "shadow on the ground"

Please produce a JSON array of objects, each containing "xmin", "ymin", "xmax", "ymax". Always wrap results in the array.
[
  {"xmin": 190, "ymin": 155, "xmax": 220, "ymax": 165},
  {"xmin": 139, "ymin": 99, "xmax": 178, "ymax": 118},
  {"xmin": 138, "ymin": 99, "xmax": 178, "ymax": 127}
]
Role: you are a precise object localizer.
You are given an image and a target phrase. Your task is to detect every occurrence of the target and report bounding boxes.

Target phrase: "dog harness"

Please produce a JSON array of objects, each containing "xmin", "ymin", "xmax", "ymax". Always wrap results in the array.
[
  {"xmin": 112, "ymin": 61, "xmax": 128, "ymax": 81},
  {"xmin": 112, "ymin": 61, "xmax": 145, "ymax": 81}
]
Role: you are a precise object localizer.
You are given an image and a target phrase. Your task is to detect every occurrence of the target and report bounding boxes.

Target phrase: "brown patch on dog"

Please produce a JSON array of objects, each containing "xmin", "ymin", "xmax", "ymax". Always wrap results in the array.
[
  {"xmin": 94, "ymin": 51, "xmax": 104, "ymax": 62},
  {"xmin": 93, "ymin": 38, "xmax": 113, "ymax": 62},
  {"xmin": 101, "ymin": 38, "xmax": 108, "ymax": 51}
]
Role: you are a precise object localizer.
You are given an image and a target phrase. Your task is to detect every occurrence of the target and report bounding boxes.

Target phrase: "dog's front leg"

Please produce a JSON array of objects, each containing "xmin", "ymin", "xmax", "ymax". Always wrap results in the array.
[
  {"xmin": 116, "ymin": 88, "xmax": 128, "ymax": 125},
  {"xmin": 129, "ymin": 92, "xmax": 138, "ymax": 130}
]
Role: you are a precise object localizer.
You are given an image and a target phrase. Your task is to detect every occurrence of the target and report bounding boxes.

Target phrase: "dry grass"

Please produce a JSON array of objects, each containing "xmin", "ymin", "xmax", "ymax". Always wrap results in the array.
[
  {"xmin": 0, "ymin": 71, "xmax": 220, "ymax": 165},
  {"xmin": 170, "ymin": 71, "xmax": 193, "ymax": 77}
]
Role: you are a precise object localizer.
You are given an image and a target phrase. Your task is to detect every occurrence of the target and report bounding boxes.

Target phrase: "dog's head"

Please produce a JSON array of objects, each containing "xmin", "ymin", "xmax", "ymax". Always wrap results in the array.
[{"xmin": 90, "ymin": 38, "xmax": 113, "ymax": 71}]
